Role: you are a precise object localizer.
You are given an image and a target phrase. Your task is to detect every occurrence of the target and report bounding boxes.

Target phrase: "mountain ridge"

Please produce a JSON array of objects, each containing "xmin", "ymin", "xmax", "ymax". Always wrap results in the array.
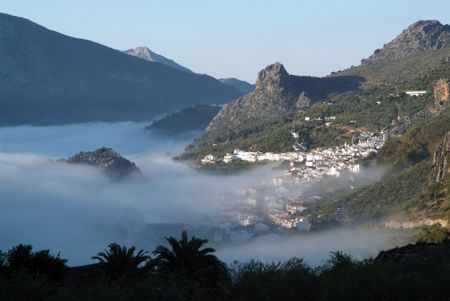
[
  {"xmin": 362, "ymin": 20, "xmax": 450, "ymax": 65},
  {"xmin": 199, "ymin": 62, "xmax": 363, "ymax": 144},
  {"xmin": 0, "ymin": 12, "xmax": 243, "ymax": 125}
]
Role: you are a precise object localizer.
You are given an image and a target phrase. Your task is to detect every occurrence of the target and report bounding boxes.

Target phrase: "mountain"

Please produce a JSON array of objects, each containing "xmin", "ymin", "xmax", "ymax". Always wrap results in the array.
[
  {"xmin": 199, "ymin": 63, "xmax": 362, "ymax": 144},
  {"xmin": 180, "ymin": 19, "xmax": 450, "ymax": 231},
  {"xmin": 0, "ymin": 13, "xmax": 243, "ymax": 125},
  {"xmin": 362, "ymin": 20, "xmax": 450, "ymax": 66},
  {"xmin": 124, "ymin": 46, "xmax": 193, "ymax": 73},
  {"xmin": 146, "ymin": 104, "xmax": 221, "ymax": 135},
  {"xmin": 218, "ymin": 78, "xmax": 255, "ymax": 93},
  {"xmin": 62, "ymin": 147, "xmax": 141, "ymax": 180},
  {"xmin": 181, "ymin": 20, "xmax": 450, "ymax": 162}
]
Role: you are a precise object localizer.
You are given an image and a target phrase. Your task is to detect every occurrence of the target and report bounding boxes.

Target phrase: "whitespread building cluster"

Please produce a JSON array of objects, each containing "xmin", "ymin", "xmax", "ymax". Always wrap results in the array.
[
  {"xmin": 202, "ymin": 131, "xmax": 386, "ymax": 182},
  {"xmin": 204, "ymin": 131, "xmax": 388, "ymax": 236}
]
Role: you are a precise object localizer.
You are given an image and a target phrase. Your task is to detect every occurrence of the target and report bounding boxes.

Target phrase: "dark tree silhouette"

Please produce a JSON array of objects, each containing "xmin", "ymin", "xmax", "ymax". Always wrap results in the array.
[
  {"xmin": 153, "ymin": 230, "xmax": 230, "ymax": 299},
  {"xmin": 5, "ymin": 244, "xmax": 67, "ymax": 282},
  {"xmin": 92, "ymin": 243, "xmax": 150, "ymax": 280}
]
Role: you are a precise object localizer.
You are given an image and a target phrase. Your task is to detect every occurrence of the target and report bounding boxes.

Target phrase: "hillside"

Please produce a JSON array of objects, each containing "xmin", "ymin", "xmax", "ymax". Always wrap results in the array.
[
  {"xmin": 0, "ymin": 13, "xmax": 242, "ymax": 125},
  {"xmin": 197, "ymin": 63, "xmax": 362, "ymax": 144},
  {"xmin": 181, "ymin": 20, "xmax": 450, "ymax": 161},
  {"xmin": 362, "ymin": 20, "xmax": 450, "ymax": 66},
  {"xmin": 314, "ymin": 100, "xmax": 450, "ymax": 227}
]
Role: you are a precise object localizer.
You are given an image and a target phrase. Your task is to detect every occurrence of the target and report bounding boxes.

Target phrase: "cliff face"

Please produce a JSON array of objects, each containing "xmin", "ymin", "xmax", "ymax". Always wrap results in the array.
[
  {"xmin": 63, "ymin": 147, "xmax": 141, "ymax": 180},
  {"xmin": 434, "ymin": 78, "xmax": 449, "ymax": 106},
  {"xmin": 362, "ymin": 20, "xmax": 450, "ymax": 65},
  {"xmin": 200, "ymin": 63, "xmax": 362, "ymax": 143},
  {"xmin": 431, "ymin": 131, "xmax": 450, "ymax": 183}
]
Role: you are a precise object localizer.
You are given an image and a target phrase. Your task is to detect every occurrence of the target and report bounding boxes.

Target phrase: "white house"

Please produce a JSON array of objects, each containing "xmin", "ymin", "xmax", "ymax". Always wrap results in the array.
[
  {"xmin": 405, "ymin": 90, "xmax": 427, "ymax": 97},
  {"xmin": 223, "ymin": 153, "xmax": 238, "ymax": 163},
  {"xmin": 201, "ymin": 154, "xmax": 218, "ymax": 164}
]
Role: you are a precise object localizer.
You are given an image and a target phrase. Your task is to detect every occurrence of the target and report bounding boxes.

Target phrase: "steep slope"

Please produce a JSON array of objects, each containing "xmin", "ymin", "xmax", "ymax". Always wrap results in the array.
[
  {"xmin": 315, "ymin": 100, "xmax": 450, "ymax": 227},
  {"xmin": 182, "ymin": 20, "xmax": 450, "ymax": 162},
  {"xmin": 339, "ymin": 20, "xmax": 450, "ymax": 84},
  {"xmin": 219, "ymin": 78, "xmax": 255, "ymax": 93},
  {"xmin": 0, "ymin": 13, "xmax": 242, "ymax": 125},
  {"xmin": 124, "ymin": 46, "xmax": 193, "ymax": 73},
  {"xmin": 201, "ymin": 63, "xmax": 362, "ymax": 144}
]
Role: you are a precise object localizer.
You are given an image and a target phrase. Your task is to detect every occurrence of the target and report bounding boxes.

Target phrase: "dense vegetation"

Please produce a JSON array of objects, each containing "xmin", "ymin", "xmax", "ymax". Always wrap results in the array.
[
  {"xmin": 313, "ymin": 103, "xmax": 450, "ymax": 226},
  {"xmin": 1, "ymin": 231, "xmax": 450, "ymax": 301}
]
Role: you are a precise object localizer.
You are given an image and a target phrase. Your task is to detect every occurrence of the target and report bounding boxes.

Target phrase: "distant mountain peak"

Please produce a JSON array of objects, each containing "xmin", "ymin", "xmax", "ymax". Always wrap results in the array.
[
  {"xmin": 124, "ymin": 46, "xmax": 193, "ymax": 73},
  {"xmin": 362, "ymin": 19, "xmax": 450, "ymax": 65},
  {"xmin": 406, "ymin": 19, "xmax": 444, "ymax": 32},
  {"xmin": 126, "ymin": 46, "xmax": 153, "ymax": 60}
]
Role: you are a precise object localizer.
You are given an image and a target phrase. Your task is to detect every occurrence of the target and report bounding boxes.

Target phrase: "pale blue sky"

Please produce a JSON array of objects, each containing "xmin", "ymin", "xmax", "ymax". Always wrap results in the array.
[{"xmin": 1, "ymin": 0, "xmax": 450, "ymax": 82}]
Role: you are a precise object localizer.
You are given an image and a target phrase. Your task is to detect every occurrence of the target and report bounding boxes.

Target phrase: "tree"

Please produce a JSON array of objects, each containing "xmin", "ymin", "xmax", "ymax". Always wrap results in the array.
[
  {"xmin": 5, "ymin": 244, "xmax": 67, "ymax": 282},
  {"xmin": 0, "ymin": 250, "xmax": 6, "ymax": 275},
  {"xmin": 153, "ymin": 230, "xmax": 230, "ymax": 299},
  {"xmin": 92, "ymin": 243, "xmax": 150, "ymax": 280}
]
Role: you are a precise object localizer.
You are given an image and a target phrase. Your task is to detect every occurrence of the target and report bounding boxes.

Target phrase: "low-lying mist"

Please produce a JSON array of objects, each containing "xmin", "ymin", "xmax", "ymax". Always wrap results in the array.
[{"xmin": 0, "ymin": 122, "xmax": 395, "ymax": 266}]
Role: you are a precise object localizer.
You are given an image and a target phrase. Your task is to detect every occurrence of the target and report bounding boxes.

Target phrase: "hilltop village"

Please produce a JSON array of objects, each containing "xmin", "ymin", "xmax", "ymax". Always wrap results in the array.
[
  {"xmin": 202, "ymin": 130, "xmax": 387, "ymax": 180},
  {"xmin": 203, "ymin": 131, "xmax": 388, "ymax": 241}
]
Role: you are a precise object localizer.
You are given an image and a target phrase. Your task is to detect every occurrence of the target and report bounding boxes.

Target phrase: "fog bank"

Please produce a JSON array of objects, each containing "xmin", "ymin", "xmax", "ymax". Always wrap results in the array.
[{"xmin": 0, "ymin": 122, "xmax": 395, "ymax": 266}]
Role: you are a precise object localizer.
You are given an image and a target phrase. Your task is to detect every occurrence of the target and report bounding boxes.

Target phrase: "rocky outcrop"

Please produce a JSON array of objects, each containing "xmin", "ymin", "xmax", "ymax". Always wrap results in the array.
[
  {"xmin": 434, "ymin": 78, "xmax": 449, "ymax": 106},
  {"xmin": 200, "ymin": 63, "xmax": 362, "ymax": 143},
  {"xmin": 62, "ymin": 147, "xmax": 142, "ymax": 180},
  {"xmin": 296, "ymin": 92, "xmax": 311, "ymax": 109},
  {"xmin": 430, "ymin": 131, "xmax": 450, "ymax": 183},
  {"xmin": 362, "ymin": 20, "xmax": 450, "ymax": 65},
  {"xmin": 384, "ymin": 218, "xmax": 449, "ymax": 229}
]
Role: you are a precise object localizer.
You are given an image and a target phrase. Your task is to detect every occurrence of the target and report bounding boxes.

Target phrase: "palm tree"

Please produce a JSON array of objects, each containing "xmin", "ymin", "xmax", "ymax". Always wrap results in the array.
[
  {"xmin": 153, "ymin": 231, "xmax": 230, "ymax": 298},
  {"xmin": 92, "ymin": 243, "xmax": 150, "ymax": 280}
]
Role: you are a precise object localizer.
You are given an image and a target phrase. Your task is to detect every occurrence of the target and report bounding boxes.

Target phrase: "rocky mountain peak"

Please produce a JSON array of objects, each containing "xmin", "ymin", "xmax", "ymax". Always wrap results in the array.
[
  {"xmin": 255, "ymin": 63, "xmax": 292, "ymax": 94},
  {"xmin": 126, "ymin": 46, "xmax": 153, "ymax": 60},
  {"xmin": 362, "ymin": 20, "xmax": 450, "ymax": 65},
  {"xmin": 62, "ymin": 147, "xmax": 142, "ymax": 180},
  {"xmin": 123, "ymin": 45, "xmax": 194, "ymax": 73},
  {"xmin": 407, "ymin": 20, "xmax": 445, "ymax": 33}
]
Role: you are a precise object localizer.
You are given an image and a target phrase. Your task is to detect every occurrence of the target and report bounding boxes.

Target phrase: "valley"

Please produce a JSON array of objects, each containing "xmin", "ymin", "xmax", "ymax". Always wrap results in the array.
[{"xmin": 2, "ymin": 5, "xmax": 450, "ymax": 299}]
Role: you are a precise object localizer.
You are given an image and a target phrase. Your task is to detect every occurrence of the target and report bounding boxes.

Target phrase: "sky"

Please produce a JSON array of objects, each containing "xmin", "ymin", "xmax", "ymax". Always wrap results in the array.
[{"xmin": 1, "ymin": 0, "xmax": 450, "ymax": 82}]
